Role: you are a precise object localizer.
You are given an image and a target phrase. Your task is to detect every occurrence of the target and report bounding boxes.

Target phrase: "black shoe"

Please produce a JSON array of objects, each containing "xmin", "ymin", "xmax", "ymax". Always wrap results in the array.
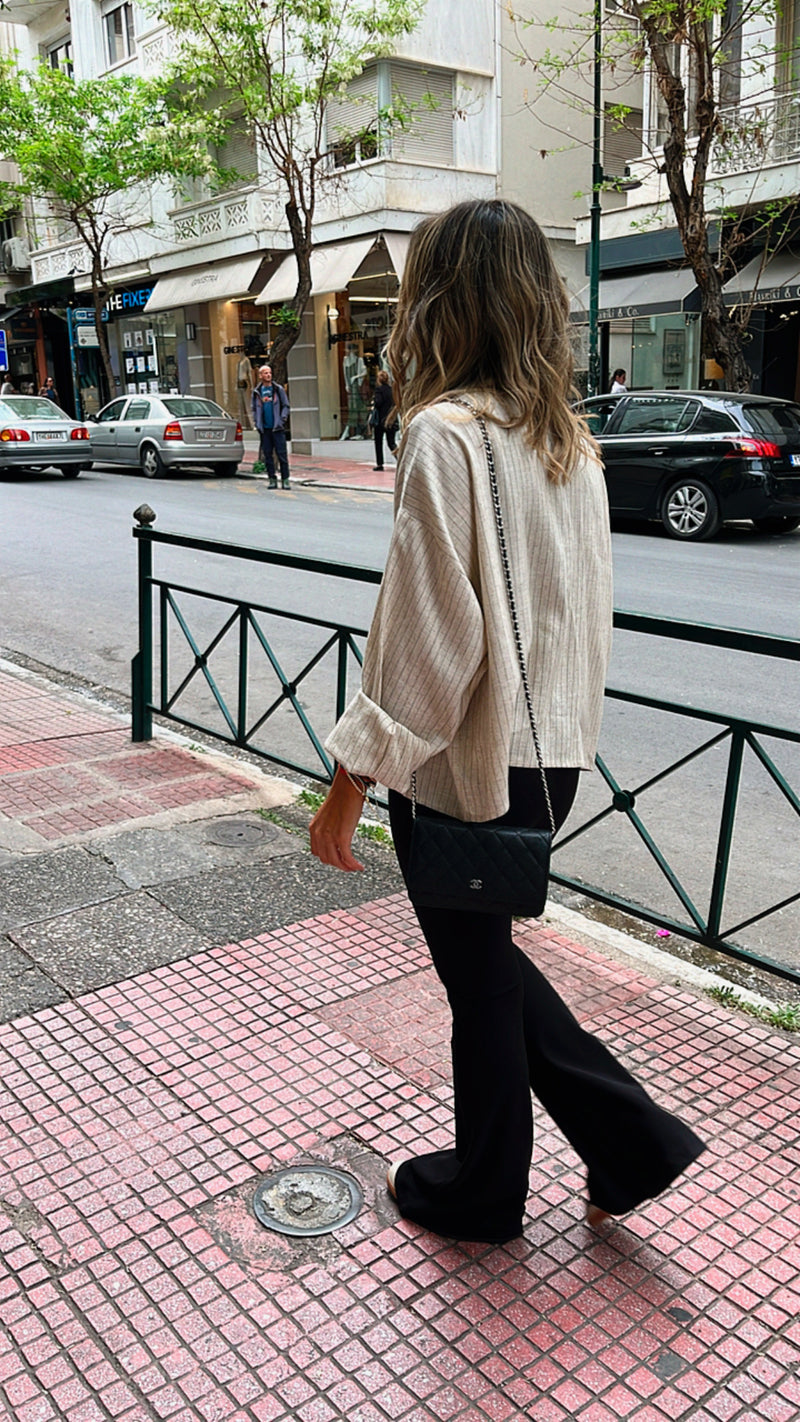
[
  {"xmin": 268, "ymin": 478, "xmax": 278, "ymax": 488},
  {"xmin": 281, "ymin": 479, "xmax": 290, "ymax": 488},
  {"xmin": 373, "ymin": 465, "xmax": 384, "ymax": 471}
]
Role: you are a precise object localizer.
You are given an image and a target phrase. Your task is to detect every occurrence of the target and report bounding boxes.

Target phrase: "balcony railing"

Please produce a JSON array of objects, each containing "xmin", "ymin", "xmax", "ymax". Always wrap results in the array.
[
  {"xmin": 712, "ymin": 94, "xmax": 800, "ymax": 175},
  {"xmin": 169, "ymin": 187, "xmax": 282, "ymax": 246}
]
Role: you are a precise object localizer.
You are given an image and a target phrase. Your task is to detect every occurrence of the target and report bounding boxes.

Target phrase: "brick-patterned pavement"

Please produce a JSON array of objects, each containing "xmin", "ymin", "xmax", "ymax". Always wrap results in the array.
[
  {"xmin": 0, "ymin": 670, "xmax": 255, "ymax": 843},
  {"xmin": 1, "ymin": 893, "xmax": 798, "ymax": 1422}
]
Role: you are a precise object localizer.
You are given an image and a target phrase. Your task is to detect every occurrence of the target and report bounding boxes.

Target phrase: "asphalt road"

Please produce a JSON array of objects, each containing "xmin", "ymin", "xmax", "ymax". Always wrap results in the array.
[{"xmin": 3, "ymin": 462, "xmax": 799, "ymax": 974}]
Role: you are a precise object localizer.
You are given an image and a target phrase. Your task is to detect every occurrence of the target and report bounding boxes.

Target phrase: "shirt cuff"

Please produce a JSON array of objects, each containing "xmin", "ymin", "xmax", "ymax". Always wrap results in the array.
[{"xmin": 325, "ymin": 690, "xmax": 440, "ymax": 793}]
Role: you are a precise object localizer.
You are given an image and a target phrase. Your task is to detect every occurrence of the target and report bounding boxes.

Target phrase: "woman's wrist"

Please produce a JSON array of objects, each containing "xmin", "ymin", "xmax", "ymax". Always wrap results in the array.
[{"xmin": 335, "ymin": 765, "xmax": 376, "ymax": 798}]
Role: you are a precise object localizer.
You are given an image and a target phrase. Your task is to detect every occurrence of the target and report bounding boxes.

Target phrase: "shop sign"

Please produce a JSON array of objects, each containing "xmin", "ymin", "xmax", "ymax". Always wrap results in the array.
[
  {"xmin": 224, "ymin": 344, "xmax": 245, "ymax": 354},
  {"xmin": 0, "ymin": 329, "xmax": 7, "ymax": 370},
  {"xmin": 751, "ymin": 284, "xmax": 800, "ymax": 305},
  {"xmin": 77, "ymin": 324, "xmax": 100, "ymax": 348},
  {"xmin": 329, "ymin": 329, "xmax": 365, "ymax": 344},
  {"xmin": 103, "ymin": 285, "xmax": 155, "ymax": 318}
]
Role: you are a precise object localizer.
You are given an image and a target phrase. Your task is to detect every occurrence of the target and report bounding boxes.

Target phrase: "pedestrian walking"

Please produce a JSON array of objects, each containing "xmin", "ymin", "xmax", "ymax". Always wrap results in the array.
[
  {"xmin": 370, "ymin": 369, "xmax": 397, "ymax": 470},
  {"xmin": 39, "ymin": 375, "xmax": 60, "ymax": 403},
  {"xmin": 1, "ymin": 375, "xmax": 15, "ymax": 395},
  {"xmin": 251, "ymin": 363, "xmax": 290, "ymax": 488},
  {"xmin": 610, "ymin": 368, "xmax": 627, "ymax": 393},
  {"xmin": 310, "ymin": 198, "xmax": 704, "ymax": 1245}
]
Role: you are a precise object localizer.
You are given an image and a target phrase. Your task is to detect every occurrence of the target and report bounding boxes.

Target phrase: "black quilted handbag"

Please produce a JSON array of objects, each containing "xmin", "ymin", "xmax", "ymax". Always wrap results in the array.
[{"xmin": 405, "ymin": 407, "xmax": 556, "ymax": 917}]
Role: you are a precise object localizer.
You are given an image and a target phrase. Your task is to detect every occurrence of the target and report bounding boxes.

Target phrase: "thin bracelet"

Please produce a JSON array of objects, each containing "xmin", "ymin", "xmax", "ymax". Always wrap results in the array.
[{"xmin": 337, "ymin": 765, "xmax": 376, "ymax": 799}]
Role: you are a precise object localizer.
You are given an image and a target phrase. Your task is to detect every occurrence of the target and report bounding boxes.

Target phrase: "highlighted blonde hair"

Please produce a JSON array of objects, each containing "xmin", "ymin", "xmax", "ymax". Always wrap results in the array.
[{"xmin": 387, "ymin": 200, "xmax": 594, "ymax": 483}]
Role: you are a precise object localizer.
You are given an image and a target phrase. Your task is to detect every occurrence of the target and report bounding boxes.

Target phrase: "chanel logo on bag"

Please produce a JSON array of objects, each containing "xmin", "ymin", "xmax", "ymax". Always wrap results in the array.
[{"xmin": 469, "ymin": 879, "xmax": 483, "ymax": 891}]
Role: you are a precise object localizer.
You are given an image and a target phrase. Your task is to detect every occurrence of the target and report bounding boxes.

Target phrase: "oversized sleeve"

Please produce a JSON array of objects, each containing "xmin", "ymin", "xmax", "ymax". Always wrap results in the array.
[{"xmin": 325, "ymin": 415, "xmax": 486, "ymax": 791}]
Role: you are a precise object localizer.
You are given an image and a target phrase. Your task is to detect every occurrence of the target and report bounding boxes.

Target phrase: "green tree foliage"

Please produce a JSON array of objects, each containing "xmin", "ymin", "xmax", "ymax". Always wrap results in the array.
[
  {"xmin": 159, "ymin": 0, "xmax": 424, "ymax": 382},
  {"xmin": 0, "ymin": 63, "xmax": 215, "ymax": 398}
]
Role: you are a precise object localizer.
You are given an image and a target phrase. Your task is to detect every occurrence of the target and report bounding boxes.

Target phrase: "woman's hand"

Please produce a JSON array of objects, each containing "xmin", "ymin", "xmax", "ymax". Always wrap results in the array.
[{"xmin": 309, "ymin": 771, "xmax": 366, "ymax": 872}]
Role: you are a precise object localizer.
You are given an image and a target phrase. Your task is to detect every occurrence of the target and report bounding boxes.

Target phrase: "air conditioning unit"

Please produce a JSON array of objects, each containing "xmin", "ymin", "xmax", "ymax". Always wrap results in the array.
[{"xmin": 2, "ymin": 238, "xmax": 31, "ymax": 272}]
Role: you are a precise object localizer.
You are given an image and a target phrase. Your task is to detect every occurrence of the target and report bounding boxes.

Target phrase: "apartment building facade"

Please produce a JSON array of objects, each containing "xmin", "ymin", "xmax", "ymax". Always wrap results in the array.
[
  {"xmin": 573, "ymin": 2, "xmax": 800, "ymax": 398},
  {"xmin": 0, "ymin": 0, "xmax": 611, "ymax": 440}
]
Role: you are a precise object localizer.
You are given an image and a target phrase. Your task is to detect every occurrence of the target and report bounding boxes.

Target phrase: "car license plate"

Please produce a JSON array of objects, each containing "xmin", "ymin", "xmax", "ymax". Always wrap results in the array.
[
  {"xmin": 197, "ymin": 428, "xmax": 224, "ymax": 443},
  {"xmin": 790, "ymin": 454, "xmax": 800, "ymax": 466},
  {"xmin": 37, "ymin": 430, "xmax": 64, "ymax": 441}
]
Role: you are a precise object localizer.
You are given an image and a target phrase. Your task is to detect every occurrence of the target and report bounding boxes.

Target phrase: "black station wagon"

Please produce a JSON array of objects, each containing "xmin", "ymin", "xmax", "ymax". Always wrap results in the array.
[{"xmin": 581, "ymin": 391, "xmax": 800, "ymax": 540}]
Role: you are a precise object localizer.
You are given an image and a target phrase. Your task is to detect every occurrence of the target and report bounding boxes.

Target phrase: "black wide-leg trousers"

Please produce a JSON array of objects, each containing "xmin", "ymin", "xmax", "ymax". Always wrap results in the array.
[{"xmin": 388, "ymin": 769, "xmax": 705, "ymax": 1244}]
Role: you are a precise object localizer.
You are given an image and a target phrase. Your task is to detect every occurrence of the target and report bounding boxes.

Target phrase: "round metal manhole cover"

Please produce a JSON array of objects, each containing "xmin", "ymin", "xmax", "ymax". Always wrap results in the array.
[
  {"xmin": 253, "ymin": 1166, "xmax": 363, "ymax": 1237},
  {"xmin": 206, "ymin": 819, "xmax": 274, "ymax": 847}
]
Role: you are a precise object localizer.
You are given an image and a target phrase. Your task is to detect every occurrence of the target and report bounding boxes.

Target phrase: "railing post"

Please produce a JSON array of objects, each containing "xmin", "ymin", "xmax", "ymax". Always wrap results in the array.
[
  {"xmin": 238, "ymin": 604, "xmax": 249, "ymax": 744},
  {"xmin": 131, "ymin": 504, "xmax": 155, "ymax": 742},
  {"xmin": 707, "ymin": 726, "xmax": 745, "ymax": 940},
  {"xmin": 336, "ymin": 629, "xmax": 349, "ymax": 722}
]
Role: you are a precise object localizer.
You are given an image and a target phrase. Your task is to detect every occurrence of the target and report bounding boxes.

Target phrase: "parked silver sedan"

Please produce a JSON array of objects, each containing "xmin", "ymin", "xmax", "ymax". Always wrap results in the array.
[
  {"xmin": 90, "ymin": 395, "xmax": 244, "ymax": 477},
  {"xmin": 0, "ymin": 395, "xmax": 92, "ymax": 477}
]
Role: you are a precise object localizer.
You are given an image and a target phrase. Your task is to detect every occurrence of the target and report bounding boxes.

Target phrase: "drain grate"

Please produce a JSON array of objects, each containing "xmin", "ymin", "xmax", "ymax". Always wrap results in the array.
[
  {"xmin": 253, "ymin": 1165, "xmax": 363, "ymax": 1237},
  {"xmin": 206, "ymin": 820, "xmax": 273, "ymax": 847}
]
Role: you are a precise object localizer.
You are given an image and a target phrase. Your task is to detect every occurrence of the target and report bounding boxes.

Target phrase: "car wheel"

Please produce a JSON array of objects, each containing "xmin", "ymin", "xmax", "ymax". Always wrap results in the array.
[
  {"xmin": 215, "ymin": 462, "xmax": 239, "ymax": 477},
  {"xmin": 140, "ymin": 443, "xmax": 166, "ymax": 478},
  {"xmin": 661, "ymin": 479, "xmax": 721, "ymax": 540},
  {"xmin": 751, "ymin": 515, "xmax": 800, "ymax": 534},
  {"xmin": 60, "ymin": 467, "xmax": 81, "ymax": 479}
]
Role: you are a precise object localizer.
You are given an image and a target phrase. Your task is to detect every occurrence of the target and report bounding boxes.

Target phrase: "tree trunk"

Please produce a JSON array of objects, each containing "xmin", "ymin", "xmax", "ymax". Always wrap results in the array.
[
  {"xmin": 90, "ymin": 255, "xmax": 115, "ymax": 406},
  {"xmin": 640, "ymin": 16, "xmax": 752, "ymax": 393},
  {"xmin": 267, "ymin": 200, "xmax": 313, "ymax": 387}
]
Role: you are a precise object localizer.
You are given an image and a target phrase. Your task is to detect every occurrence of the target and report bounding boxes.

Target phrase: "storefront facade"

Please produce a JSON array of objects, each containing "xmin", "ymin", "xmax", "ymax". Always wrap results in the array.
[
  {"xmin": 722, "ymin": 250, "xmax": 800, "ymax": 401},
  {"xmin": 256, "ymin": 232, "xmax": 410, "ymax": 451}
]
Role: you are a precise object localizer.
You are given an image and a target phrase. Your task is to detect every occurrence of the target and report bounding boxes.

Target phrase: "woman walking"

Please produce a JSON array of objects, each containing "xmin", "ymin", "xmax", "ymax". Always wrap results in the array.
[
  {"xmin": 310, "ymin": 199, "xmax": 704, "ymax": 1245},
  {"xmin": 371, "ymin": 369, "xmax": 397, "ymax": 470}
]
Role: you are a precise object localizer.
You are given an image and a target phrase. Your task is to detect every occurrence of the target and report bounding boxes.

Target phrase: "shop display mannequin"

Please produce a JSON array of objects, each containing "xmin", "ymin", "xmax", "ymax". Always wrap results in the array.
[
  {"xmin": 237, "ymin": 355, "xmax": 254, "ymax": 428},
  {"xmin": 340, "ymin": 343, "xmax": 368, "ymax": 439}
]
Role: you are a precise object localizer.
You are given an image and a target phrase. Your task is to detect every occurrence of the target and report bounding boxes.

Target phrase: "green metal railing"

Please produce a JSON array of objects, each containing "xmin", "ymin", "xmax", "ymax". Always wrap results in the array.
[{"xmin": 131, "ymin": 507, "xmax": 800, "ymax": 985}]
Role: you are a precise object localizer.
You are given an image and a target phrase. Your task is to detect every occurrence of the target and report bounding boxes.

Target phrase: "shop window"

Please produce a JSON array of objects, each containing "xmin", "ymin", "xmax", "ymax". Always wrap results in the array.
[
  {"xmin": 390, "ymin": 64, "xmax": 454, "ymax": 165},
  {"xmin": 326, "ymin": 66, "xmax": 380, "ymax": 168},
  {"xmin": 104, "ymin": 1, "xmax": 134, "ymax": 65},
  {"xmin": 47, "ymin": 36, "xmax": 73, "ymax": 75}
]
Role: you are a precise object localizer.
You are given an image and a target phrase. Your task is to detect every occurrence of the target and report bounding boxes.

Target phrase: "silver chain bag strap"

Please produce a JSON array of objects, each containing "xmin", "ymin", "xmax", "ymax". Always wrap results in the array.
[{"xmin": 405, "ymin": 404, "xmax": 556, "ymax": 916}]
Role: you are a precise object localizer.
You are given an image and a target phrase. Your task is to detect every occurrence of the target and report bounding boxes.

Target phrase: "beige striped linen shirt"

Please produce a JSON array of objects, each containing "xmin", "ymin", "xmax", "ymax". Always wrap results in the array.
[{"xmin": 325, "ymin": 398, "xmax": 613, "ymax": 822}]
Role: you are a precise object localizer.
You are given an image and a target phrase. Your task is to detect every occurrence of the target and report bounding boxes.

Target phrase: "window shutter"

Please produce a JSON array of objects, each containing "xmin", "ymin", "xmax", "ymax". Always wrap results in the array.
[
  {"xmin": 326, "ymin": 68, "xmax": 379, "ymax": 157},
  {"xmin": 215, "ymin": 120, "xmax": 257, "ymax": 187},
  {"xmin": 390, "ymin": 64, "xmax": 454, "ymax": 165},
  {"xmin": 603, "ymin": 106, "xmax": 643, "ymax": 173}
]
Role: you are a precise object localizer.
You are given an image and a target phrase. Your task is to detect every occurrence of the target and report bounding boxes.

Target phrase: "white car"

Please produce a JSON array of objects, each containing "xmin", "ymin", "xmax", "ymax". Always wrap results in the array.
[{"xmin": 90, "ymin": 395, "xmax": 244, "ymax": 477}]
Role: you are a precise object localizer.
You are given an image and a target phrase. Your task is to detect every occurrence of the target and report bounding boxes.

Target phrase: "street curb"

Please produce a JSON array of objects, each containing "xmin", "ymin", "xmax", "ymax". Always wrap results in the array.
[{"xmin": 542, "ymin": 898, "xmax": 790, "ymax": 1014}]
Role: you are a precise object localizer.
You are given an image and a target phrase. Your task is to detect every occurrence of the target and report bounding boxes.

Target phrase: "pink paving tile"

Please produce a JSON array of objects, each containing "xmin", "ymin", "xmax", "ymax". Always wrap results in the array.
[{"xmin": 0, "ymin": 896, "xmax": 798, "ymax": 1422}]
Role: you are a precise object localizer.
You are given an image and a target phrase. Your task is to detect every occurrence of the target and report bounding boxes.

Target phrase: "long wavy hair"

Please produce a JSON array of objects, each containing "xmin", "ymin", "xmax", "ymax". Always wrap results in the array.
[{"xmin": 387, "ymin": 200, "xmax": 593, "ymax": 483}]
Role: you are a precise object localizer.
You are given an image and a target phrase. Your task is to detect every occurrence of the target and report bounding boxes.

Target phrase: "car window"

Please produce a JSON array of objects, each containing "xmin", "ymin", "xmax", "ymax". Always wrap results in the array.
[
  {"xmin": 742, "ymin": 402, "xmax": 800, "ymax": 437},
  {"xmin": 97, "ymin": 400, "xmax": 126, "ymax": 422},
  {"xmin": 2, "ymin": 397, "xmax": 67, "ymax": 420},
  {"xmin": 162, "ymin": 398, "xmax": 225, "ymax": 418},
  {"xmin": 614, "ymin": 396, "xmax": 693, "ymax": 435},
  {"xmin": 125, "ymin": 401, "xmax": 150, "ymax": 420},
  {"xmin": 689, "ymin": 406, "xmax": 740, "ymax": 434},
  {"xmin": 582, "ymin": 399, "xmax": 619, "ymax": 435}
]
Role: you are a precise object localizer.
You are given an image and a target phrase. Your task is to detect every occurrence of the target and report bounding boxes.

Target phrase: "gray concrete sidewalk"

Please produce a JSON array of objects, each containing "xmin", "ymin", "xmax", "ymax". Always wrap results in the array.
[{"xmin": 0, "ymin": 660, "xmax": 404, "ymax": 1024}]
